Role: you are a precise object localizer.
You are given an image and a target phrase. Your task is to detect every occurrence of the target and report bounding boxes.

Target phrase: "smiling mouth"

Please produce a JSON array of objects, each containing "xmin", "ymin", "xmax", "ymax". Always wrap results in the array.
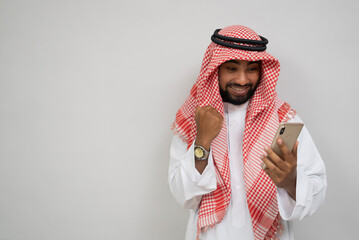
[{"xmin": 228, "ymin": 85, "xmax": 250, "ymax": 95}]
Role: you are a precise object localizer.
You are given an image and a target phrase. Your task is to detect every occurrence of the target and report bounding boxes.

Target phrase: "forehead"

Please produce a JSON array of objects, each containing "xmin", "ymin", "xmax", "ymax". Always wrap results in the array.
[{"xmin": 221, "ymin": 60, "xmax": 260, "ymax": 65}]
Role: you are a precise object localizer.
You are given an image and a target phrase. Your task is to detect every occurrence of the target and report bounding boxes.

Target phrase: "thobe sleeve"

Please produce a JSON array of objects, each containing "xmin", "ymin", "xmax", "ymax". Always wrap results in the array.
[
  {"xmin": 277, "ymin": 115, "xmax": 327, "ymax": 221},
  {"xmin": 168, "ymin": 135, "xmax": 217, "ymax": 209}
]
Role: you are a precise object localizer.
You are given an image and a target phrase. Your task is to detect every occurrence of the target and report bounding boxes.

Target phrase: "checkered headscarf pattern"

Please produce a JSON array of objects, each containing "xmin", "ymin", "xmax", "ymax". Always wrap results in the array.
[{"xmin": 172, "ymin": 25, "xmax": 294, "ymax": 239}]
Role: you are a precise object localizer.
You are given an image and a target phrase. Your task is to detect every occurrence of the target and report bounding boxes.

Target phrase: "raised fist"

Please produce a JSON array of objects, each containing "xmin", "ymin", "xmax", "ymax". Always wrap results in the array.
[{"xmin": 194, "ymin": 106, "xmax": 224, "ymax": 150}]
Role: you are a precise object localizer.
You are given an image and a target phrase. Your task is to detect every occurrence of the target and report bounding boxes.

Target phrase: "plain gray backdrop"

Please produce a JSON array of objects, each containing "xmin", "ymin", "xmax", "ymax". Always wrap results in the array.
[{"xmin": 1, "ymin": 0, "xmax": 358, "ymax": 239}]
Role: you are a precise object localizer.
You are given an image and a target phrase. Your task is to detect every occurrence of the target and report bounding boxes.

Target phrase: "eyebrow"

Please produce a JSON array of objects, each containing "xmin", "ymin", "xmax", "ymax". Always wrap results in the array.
[
  {"xmin": 248, "ymin": 61, "xmax": 260, "ymax": 65},
  {"xmin": 225, "ymin": 60, "xmax": 260, "ymax": 65}
]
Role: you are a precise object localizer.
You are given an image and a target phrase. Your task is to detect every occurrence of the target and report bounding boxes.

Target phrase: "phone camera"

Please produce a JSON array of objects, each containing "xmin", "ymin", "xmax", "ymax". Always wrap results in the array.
[{"xmin": 279, "ymin": 126, "xmax": 285, "ymax": 135}]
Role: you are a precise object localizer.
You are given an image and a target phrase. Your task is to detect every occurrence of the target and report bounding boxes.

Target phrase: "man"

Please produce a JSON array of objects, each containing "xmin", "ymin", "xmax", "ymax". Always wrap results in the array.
[{"xmin": 168, "ymin": 25, "xmax": 326, "ymax": 240}]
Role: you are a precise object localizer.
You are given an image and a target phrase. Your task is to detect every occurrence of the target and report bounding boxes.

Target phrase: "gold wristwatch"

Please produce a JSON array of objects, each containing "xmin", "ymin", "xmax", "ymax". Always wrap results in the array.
[{"xmin": 194, "ymin": 145, "xmax": 209, "ymax": 160}]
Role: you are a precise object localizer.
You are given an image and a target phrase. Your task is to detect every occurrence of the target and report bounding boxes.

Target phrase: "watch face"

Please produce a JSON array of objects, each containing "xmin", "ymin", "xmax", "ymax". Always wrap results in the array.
[{"xmin": 194, "ymin": 147, "xmax": 204, "ymax": 158}]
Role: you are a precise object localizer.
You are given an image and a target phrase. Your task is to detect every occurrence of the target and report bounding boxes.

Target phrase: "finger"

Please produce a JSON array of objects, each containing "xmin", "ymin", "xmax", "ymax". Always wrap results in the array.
[
  {"xmin": 264, "ymin": 169, "xmax": 278, "ymax": 183},
  {"xmin": 208, "ymin": 106, "xmax": 221, "ymax": 117},
  {"xmin": 277, "ymin": 138, "xmax": 295, "ymax": 164},
  {"xmin": 203, "ymin": 105, "xmax": 214, "ymax": 111},
  {"xmin": 218, "ymin": 113, "xmax": 224, "ymax": 123},
  {"xmin": 261, "ymin": 162, "xmax": 281, "ymax": 184},
  {"xmin": 194, "ymin": 107, "xmax": 200, "ymax": 121},
  {"xmin": 292, "ymin": 141, "xmax": 299, "ymax": 161},
  {"xmin": 260, "ymin": 154, "xmax": 284, "ymax": 175},
  {"xmin": 207, "ymin": 106, "xmax": 223, "ymax": 121},
  {"xmin": 264, "ymin": 146, "xmax": 287, "ymax": 171},
  {"xmin": 195, "ymin": 106, "xmax": 200, "ymax": 115},
  {"xmin": 277, "ymin": 138, "xmax": 291, "ymax": 158}
]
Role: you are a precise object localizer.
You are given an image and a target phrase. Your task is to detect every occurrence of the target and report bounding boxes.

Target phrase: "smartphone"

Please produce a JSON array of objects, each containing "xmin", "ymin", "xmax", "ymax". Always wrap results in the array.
[{"xmin": 270, "ymin": 122, "xmax": 304, "ymax": 158}]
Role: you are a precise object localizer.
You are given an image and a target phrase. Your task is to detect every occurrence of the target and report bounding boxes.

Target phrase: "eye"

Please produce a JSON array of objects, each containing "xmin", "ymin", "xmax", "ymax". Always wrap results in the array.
[
  {"xmin": 223, "ymin": 64, "xmax": 237, "ymax": 71},
  {"xmin": 248, "ymin": 66, "xmax": 259, "ymax": 72},
  {"xmin": 227, "ymin": 67, "xmax": 237, "ymax": 71}
]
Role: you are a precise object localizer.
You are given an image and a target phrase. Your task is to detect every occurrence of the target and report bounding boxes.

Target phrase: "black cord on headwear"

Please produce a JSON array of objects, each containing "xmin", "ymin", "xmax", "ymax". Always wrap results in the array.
[{"xmin": 211, "ymin": 29, "xmax": 268, "ymax": 52}]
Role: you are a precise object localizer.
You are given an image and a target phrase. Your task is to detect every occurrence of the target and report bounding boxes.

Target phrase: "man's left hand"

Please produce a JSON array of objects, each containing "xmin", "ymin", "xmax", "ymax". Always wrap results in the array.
[{"xmin": 260, "ymin": 139, "xmax": 299, "ymax": 200}]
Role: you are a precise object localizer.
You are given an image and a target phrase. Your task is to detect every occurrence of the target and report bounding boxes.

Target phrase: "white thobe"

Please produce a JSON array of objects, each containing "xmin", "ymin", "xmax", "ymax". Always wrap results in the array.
[{"xmin": 168, "ymin": 102, "xmax": 327, "ymax": 240}]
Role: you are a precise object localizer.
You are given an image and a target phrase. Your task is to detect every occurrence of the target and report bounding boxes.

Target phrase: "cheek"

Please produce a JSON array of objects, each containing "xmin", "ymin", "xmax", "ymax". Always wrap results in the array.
[
  {"xmin": 250, "ymin": 72, "xmax": 260, "ymax": 85},
  {"xmin": 218, "ymin": 73, "xmax": 225, "ymax": 89},
  {"xmin": 218, "ymin": 72, "xmax": 231, "ymax": 89},
  {"xmin": 218, "ymin": 78, "xmax": 230, "ymax": 91}
]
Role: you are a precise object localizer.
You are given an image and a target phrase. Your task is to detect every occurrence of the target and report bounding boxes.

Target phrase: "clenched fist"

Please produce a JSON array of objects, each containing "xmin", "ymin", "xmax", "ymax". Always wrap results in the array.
[{"xmin": 194, "ymin": 106, "xmax": 224, "ymax": 151}]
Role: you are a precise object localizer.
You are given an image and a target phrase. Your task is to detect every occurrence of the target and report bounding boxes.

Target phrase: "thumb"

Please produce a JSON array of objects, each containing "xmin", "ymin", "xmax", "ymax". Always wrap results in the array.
[{"xmin": 292, "ymin": 141, "xmax": 299, "ymax": 161}]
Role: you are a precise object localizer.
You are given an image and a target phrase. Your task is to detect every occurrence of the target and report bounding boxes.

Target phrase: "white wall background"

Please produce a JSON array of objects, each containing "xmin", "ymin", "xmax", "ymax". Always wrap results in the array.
[{"xmin": 1, "ymin": 0, "xmax": 358, "ymax": 239}]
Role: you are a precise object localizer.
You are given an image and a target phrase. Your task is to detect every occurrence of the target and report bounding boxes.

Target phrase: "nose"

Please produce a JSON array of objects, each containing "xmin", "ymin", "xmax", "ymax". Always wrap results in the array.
[{"xmin": 233, "ymin": 70, "xmax": 248, "ymax": 85}]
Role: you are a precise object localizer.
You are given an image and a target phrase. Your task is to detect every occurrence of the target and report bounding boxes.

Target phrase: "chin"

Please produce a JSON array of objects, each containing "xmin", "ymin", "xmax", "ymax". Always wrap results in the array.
[
  {"xmin": 226, "ymin": 98, "xmax": 249, "ymax": 105},
  {"xmin": 221, "ymin": 93, "xmax": 251, "ymax": 105}
]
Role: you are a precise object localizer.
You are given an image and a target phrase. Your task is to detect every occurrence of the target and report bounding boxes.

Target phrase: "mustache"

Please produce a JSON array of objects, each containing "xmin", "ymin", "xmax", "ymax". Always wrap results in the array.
[{"xmin": 226, "ymin": 83, "xmax": 253, "ymax": 87}]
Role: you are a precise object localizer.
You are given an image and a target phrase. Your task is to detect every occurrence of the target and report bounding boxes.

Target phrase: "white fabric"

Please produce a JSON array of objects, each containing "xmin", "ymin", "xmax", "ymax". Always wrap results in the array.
[{"xmin": 168, "ymin": 103, "xmax": 327, "ymax": 240}]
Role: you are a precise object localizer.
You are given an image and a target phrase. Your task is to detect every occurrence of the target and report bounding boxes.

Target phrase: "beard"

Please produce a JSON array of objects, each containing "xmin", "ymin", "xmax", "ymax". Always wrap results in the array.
[{"xmin": 219, "ymin": 83, "xmax": 259, "ymax": 105}]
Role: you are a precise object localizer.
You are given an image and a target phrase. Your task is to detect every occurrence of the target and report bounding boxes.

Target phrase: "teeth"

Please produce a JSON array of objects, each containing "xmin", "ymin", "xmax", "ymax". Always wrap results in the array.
[{"xmin": 230, "ymin": 86, "xmax": 246, "ymax": 92}]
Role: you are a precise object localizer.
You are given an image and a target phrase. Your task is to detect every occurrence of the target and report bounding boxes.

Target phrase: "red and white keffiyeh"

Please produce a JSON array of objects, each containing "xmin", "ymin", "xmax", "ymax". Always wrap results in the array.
[{"xmin": 172, "ymin": 25, "xmax": 295, "ymax": 240}]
